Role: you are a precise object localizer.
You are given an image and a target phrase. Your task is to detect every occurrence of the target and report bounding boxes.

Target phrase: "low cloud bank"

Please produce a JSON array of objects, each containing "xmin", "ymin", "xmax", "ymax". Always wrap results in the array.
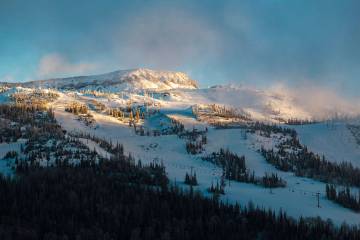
[{"xmin": 269, "ymin": 83, "xmax": 360, "ymax": 121}]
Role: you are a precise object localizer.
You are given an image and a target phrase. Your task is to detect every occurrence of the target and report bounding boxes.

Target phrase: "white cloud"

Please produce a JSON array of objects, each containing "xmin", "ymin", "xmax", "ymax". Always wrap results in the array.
[{"xmin": 37, "ymin": 53, "xmax": 97, "ymax": 79}]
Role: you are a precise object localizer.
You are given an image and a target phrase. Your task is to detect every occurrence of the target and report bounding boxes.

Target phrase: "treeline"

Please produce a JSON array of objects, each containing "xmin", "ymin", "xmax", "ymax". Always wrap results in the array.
[
  {"xmin": 10, "ymin": 90, "xmax": 59, "ymax": 105},
  {"xmin": 3, "ymin": 151, "xmax": 17, "ymax": 159},
  {"xmin": 247, "ymin": 122, "xmax": 297, "ymax": 138},
  {"xmin": 208, "ymin": 179, "xmax": 225, "ymax": 195},
  {"xmin": 0, "ymin": 104, "xmax": 56, "ymax": 143},
  {"xmin": 286, "ymin": 118, "xmax": 317, "ymax": 125},
  {"xmin": 18, "ymin": 137, "xmax": 99, "ymax": 169},
  {"xmin": 0, "ymin": 104, "xmax": 109, "ymax": 169},
  {"xmin": 184, "ymin": 171, "xmax": 198, "ymax": 186},
  {"xmin": 347, "ymin": 124, "xmax": 360, "ymax": 145},
  {"xmin": 178, "ymin": 127, "xmax": 207, "ymax": 141},
  {"xmin": 326, "ymin": 184, "xmax": 360, "ymax": 212},
  {"xmin": 186, "ymin": 139, "xmax": 206, "ymax": 154},
  {"xmin": 65, "ymin": 102, "xmax": 89, "ymax": 115},
  {"xmin": 214, "ymin": 121, "xmax": 297, "ymax": 138},
  {"xmin": 169, "ymin": 118, "xmax": 185, "ymax": 135},
  {"xmin": 13, "ymin": 114, "xmax": 103, "ymax": 168},
  {"xmin": 203, "ymin": 149, "xmax": 286, "ymax": 188},
  {"xmin": 69, "ymin": 131, "xmax": 124, "ymax": 157},
  {"xmin": 108, "ymin": 108, "xmax": 125, "ymax": 118},
  {"xmin": 0, "ymin": 104, "xmax": 55, "ymax": 126},
  {"xmin": 193, "ymin": 103, "xmax": 252, "ymax": 121},
  {"xmin": 108, "ymin": 107, "xmax": 142, "ymax": 124},
  {"xmin": 184, "ymin": 128, "xmax": 207, "ymax": 155},
  {"xmin": 261, "ymin": 143, "xmax": 360, "ymax": 188},
  {"xmin": 203, "ymin": 148, "xmax": 247, "ymax": 180},
  {"xmin": 65, "ymin": 102, "xmax": 96, "ymax": 126},
  {"xmin": 131, "ymin": 117, "xmax": 185, "ymax": 137},
  {"xmin": 0, "ymin": 127, "xmax": 22, "ymax": 144},
  {"xmin": 261, "ymin": 173, "xmax": 286, "ymax": 188}
]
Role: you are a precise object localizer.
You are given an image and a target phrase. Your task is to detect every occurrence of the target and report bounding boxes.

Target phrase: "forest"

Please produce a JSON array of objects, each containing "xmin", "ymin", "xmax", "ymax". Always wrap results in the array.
[
  {"xmin": 1, "ymin": 156, "xmax": 360, "ymax": 239},
  {"xmin": 326, "ymin": 184, "xmax": 360, "ymax": 212}
]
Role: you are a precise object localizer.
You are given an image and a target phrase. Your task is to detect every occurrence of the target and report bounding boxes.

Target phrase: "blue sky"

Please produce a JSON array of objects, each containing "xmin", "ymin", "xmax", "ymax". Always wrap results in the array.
[{"xmin": 1, "ymin": 0, "xmax": 360, "ymax": 96}]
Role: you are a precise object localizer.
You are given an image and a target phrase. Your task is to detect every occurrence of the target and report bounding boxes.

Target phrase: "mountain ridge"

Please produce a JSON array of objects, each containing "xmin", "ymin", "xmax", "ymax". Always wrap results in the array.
[{"xmin": 17, "ymin": 68, "xmax": 198, "ymax": 91}]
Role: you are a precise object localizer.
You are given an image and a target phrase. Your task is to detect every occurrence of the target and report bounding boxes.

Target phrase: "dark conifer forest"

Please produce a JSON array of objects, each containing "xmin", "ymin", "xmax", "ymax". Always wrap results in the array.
[{"xmin": 0, "ymin": 158, "xmax": 360, "ymax": 240}]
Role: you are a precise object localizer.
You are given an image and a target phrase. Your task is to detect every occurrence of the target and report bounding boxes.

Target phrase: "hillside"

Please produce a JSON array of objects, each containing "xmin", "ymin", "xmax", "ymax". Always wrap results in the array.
[{"xmin": 2, "ymin": 69, "xmax": 360, "ymax": 227}]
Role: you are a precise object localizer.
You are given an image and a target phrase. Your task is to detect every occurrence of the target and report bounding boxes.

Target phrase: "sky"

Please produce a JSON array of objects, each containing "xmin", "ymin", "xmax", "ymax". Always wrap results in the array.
[{"xmin": 1, "ymin": 0, "xmax": 360, "ymax": 97}]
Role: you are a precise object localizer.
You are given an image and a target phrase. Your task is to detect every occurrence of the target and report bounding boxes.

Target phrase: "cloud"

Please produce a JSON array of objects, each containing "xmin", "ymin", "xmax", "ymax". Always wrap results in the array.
[
  {"xmin": 269, "ymin": 83, "xmax": 360, "ymax": 120},
  {"xmin": 37, "ymin": 53, "xmax": 98, "ymax": 79},
  {"xmin": 110, "ymin": 6, "xmax": 224, "ymax": 70}
]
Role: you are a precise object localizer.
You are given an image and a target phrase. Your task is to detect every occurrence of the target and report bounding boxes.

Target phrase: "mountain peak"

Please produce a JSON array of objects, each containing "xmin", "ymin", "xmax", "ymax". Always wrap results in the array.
[{"xmin": 21, "ymin": 68, "xmax": 198, "ymax": 91}]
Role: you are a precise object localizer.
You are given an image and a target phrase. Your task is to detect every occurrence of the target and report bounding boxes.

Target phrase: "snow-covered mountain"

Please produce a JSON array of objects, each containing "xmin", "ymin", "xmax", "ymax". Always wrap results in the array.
[
  {"xmin": 1, "ymin": 68, "xmax": 359, "ymax": 122},
  {"xmin": 3, "ymin": 67, "xmax": 360, "ymax": 226},
  {"xmin": 21, "ymin": 68, "xmax": 198, "ymax": 91}
]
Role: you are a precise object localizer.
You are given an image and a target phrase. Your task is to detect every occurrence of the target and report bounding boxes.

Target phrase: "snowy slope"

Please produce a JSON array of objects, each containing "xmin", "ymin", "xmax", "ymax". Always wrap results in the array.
[
  {"xmin": 2, "ymin": 83, "xmax": 360, "ymax": 225},
  {"xmin": 293, "ymin": 122, "xmax": 360, "ymax": 167},
  {"xmin": 49, "ymin": 93, "xmax": 360, "ymax": 225}
]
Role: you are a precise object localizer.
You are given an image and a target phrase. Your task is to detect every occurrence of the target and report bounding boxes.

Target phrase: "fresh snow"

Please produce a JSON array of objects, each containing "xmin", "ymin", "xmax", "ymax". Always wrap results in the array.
[
  {"xmin": 21, "ymin": 68, "xmax": 198, "ymax": 91},
  {"xmin": 293, "ymin": 122, "xmax": 360, "ymax": 167}
]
